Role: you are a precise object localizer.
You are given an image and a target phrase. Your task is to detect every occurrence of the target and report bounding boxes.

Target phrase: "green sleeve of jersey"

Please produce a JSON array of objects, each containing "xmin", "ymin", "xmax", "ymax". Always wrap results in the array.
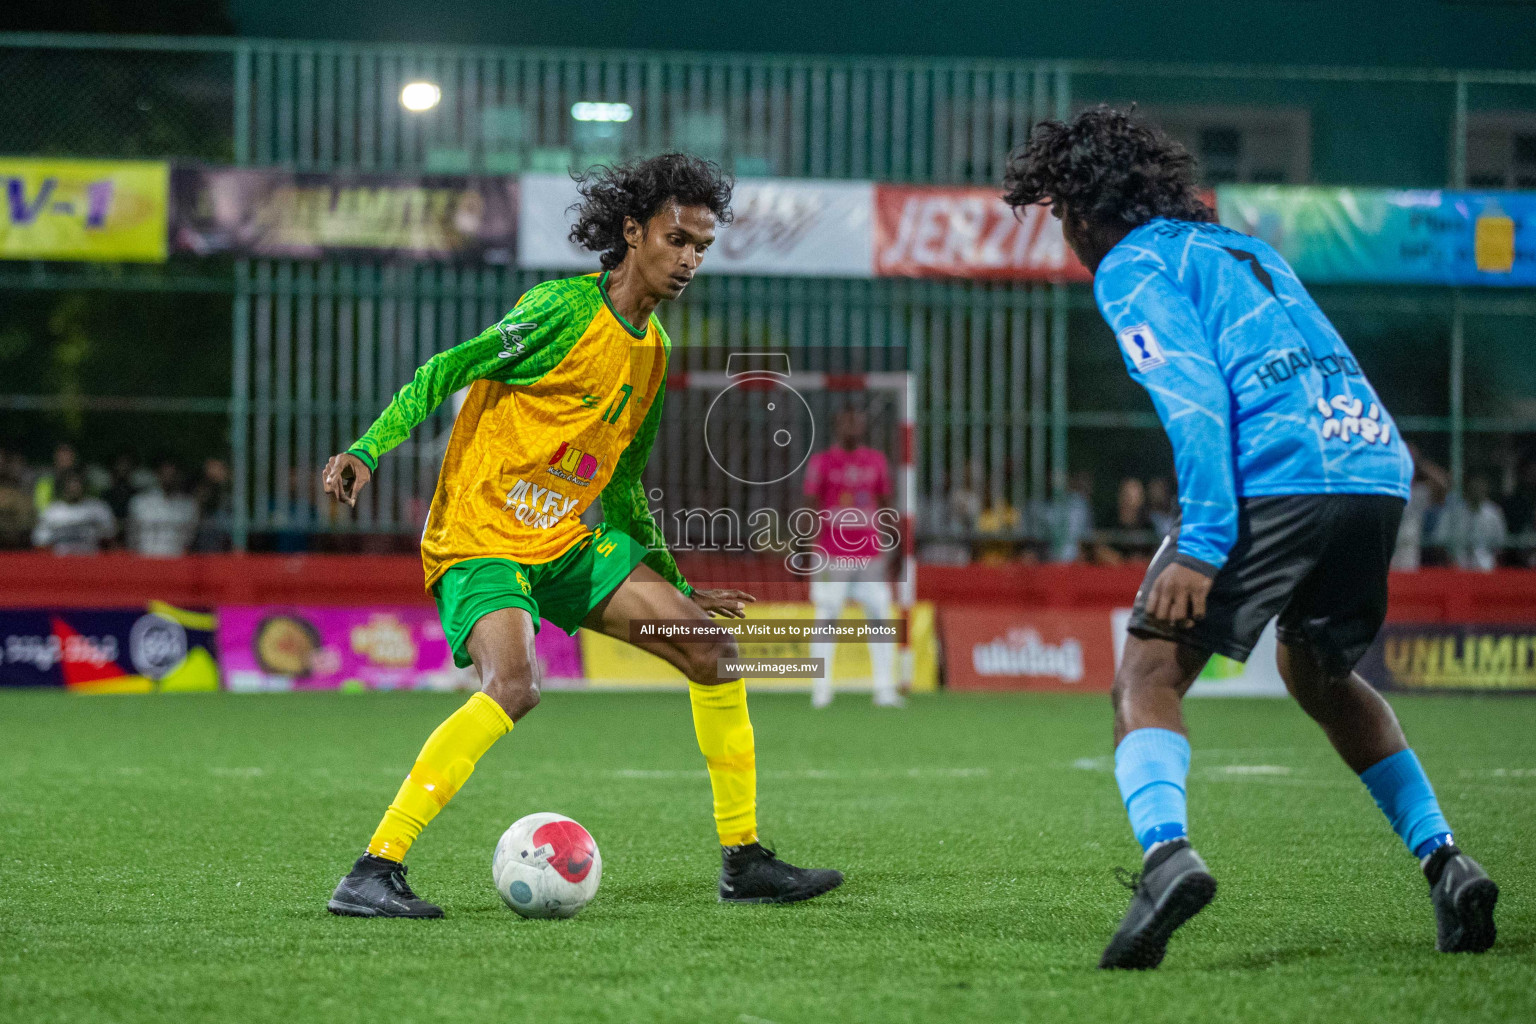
[
  {"xmin": 601, "ymin": 336, "xmax": 692, "ymax": 596},
  {"xmin": 345, "ymin": 278, "xmax": 599, "ymax": 471}
]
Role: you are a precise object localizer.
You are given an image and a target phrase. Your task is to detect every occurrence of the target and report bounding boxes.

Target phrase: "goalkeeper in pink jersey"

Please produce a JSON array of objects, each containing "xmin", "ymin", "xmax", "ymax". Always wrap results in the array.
[{"xmin": 801, "ymin": 405, "xmax": 903, "ymax": 708}]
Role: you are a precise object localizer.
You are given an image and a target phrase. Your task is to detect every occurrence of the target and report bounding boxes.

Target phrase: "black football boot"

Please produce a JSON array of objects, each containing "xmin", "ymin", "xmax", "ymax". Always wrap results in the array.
[
  {"xmin": 327, "ymin": 853, "xmax": 445, "ymax": 918},
  {"xmin": 719, "ymin": 843, "xmax": 844, "ymax": 904},
  {"xmin": 1425, "ymin": 844, "xmax": 1498, "ymax": 953},
  {"xmin": 1099, "ymin": 839, "xmax": 1217, "ymax": 969}
]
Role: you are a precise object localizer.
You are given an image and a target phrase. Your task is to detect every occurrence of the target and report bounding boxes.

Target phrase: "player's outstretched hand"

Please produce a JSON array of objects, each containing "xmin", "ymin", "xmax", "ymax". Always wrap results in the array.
[
  {"xmin": 322, "ymin": 452, "xmax": 372, "ymax": 508},
  {"xmin": 1146, "ymin": 562, "xmax": 1212, "ymax": 628},
  {"xmin": 692, "ymin": 588, "xmax": 756, "ymax": 619}
]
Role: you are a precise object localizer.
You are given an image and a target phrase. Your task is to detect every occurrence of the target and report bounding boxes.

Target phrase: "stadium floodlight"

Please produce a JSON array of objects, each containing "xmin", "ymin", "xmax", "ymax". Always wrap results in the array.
[
  {"xmin": 571, "ymin": 102, "xmax": 633, "ymax": 123},
  {"xmin": 400, "ymin": 81, "xmax": 442, "ymax": 112}
]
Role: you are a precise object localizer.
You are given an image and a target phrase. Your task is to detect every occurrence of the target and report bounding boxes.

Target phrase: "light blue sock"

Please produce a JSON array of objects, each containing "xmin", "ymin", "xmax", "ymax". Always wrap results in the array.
[
  {"xmin": 1359, "ymin": 749, "xmax": 1453, "ymax": 860},
  {"xmin": 1114, "ymin": 728, "xmax": 1191, "ymax": 851}
]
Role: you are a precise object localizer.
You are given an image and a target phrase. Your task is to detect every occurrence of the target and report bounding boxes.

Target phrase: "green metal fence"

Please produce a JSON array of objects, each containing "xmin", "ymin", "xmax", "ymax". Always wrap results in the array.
[{"xmin": 2, "ymin": 32, "xmax": 1534, "ymax": 557}]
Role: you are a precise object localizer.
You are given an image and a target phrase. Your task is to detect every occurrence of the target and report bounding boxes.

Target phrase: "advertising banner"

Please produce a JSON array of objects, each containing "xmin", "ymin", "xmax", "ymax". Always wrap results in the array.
[
  {"xmin": 0, "ymin": 604, "xmax": 219, "ymax": 692},
  {"xmin": 171, "ymin": 167, "xmax": 518, "ymax": 261},
  {"xmin": 580, "ymin": 601, "xmax": 938, "ymax": 691},
  {"xmin": 1357, "ymin": 623, "xmax": 1536, "ymax": 693},
  {"xmin": 0, "ymin": 158, "xmax": 168, "ymax": 262},
  {"xmin": 940, "ymin": 607, "xmax": 1113, "ymax": 691},
  {"xmin": 217, "ymin": 605, "xmax": 581, "ymax": 692},
  {"xmin": 873, "ymin": 185, "xmax": 1091, "ymax": 282},
  {"xmin": 518, "ymin": 173, "xmax": 874, "ymax": 277},
  {"xmin": 1217, "ymin": 185, "xmax": 1536, "ymax": 287}
]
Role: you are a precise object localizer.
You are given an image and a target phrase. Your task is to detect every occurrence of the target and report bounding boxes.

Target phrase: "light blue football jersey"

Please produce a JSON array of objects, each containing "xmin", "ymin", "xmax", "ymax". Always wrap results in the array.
[{"xmin": 1094, "ymin": 218, "xmax": 1413, "ymax": 570}]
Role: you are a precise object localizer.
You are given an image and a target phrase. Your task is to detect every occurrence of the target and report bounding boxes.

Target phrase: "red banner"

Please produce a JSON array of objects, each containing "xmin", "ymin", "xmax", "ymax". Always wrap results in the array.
[
  {"xmin": 940, "ymin": 607, "xmax": 1115, "ymax": 691},
  {"xmin": 874, "ymin": 185, "xmax": 1092, "ymax": 282}
]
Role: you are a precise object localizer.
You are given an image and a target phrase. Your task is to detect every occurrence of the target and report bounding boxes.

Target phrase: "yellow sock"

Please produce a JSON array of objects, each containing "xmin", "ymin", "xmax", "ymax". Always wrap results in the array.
[
  {"xmin": 688, "ymin": 679, "xmax": 758, "ymax": 846},
  {"xmin": 367, "ymin": 692, "xmax": 513, "ymax": 862}
]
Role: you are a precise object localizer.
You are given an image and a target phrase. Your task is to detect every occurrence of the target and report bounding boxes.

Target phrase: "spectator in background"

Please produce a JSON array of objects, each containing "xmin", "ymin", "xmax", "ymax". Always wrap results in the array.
[
  {"xmin": 1095, "ymin": 476, "xmax": 1155, "ymax": 564},
  {"xmin": 1499, "ymin": 455, "xmax": 1536, "ymax": 545},
  {"xmin": 102, "ymin": 451, "xmax": 146, "ymax": 529},
  {"xmin": 918, "ymin": 461, "xmax": 984, "ymax": 565},
  {"xmin": 192, "ymin": 457, "xmax": 233, "ymax": 552},
  {"xmin": 1036, "ymin": 470, "xmax": 1094, "ymax": 563},
  {"xmin": 1146, "ymin": 476, "xmax": 1176, "ymax": 539},
  {"xmin": 974, "ymin": 487, "xmax": 1023, "ymax": 565},
  {"xmin": 32, "ymin": 471, "xmax": 115, "ymax": 555},
  {"xmin": 1437, "ymin": 474, "xmax": 1507, "ymax": 572},
  {"xmin": 1393, "ymin": 446, "xmax": 1449, "ymax": 571},
  {"xmin": 32, "ymin": 443, "xmax": 78, "ymax": 513},
  {"xmin": 127, "ymin": 459, "xmax": 200, "ymax": 558},
  {"xmin": 0, "ymin": 450, "xmax": 34, "ymax": 549}
]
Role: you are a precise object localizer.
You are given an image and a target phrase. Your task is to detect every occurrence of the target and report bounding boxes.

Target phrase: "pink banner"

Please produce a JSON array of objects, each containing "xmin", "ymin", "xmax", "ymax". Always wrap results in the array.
[{"xmin": 217, "ymin": 605, "xmax": 582, "ymax": 692}]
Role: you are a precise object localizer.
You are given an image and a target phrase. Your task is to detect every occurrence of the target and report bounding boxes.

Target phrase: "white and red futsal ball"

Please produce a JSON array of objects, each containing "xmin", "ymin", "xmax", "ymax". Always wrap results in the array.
[{"xmin": 492, "ymin": 812, "xmax": 602, "ymax": 919}]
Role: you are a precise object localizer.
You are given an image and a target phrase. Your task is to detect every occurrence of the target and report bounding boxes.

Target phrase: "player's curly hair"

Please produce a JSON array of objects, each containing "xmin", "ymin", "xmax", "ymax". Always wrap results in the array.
[
  {"xmin": 568, "ymin": 154, "xmax": 735, "ymax": 270},
  {"xmin": 1002, "ymin": 106, "xmax": 1214, "ymax": 227}
]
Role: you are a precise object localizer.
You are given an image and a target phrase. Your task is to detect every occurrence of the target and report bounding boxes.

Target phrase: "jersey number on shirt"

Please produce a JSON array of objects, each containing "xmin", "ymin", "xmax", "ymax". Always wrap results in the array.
[
  {"xmin": 600, "ymin": 384, "xmax": 633, "ymax": 424},
  {"xmin": 1221, "ymin": 247, "xmax": 1278, "ymax": 297}
]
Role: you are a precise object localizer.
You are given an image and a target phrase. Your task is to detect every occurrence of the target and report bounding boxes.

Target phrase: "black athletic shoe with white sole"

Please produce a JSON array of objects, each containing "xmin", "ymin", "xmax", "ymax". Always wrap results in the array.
[
  {"xmin": 1425, "ymin": 844, "xmax": 1498, "ymax": 953},
  {"xmin": 327, "ymin": 853, "xmax": 444, "ymax": 918},
  {"xmin": 719, "ymin": 843, "xmax": 843, "ymax": 904},
  {"xmin": 1099, "ymin": 839, "xmax": 1217, "ymax": 970}
]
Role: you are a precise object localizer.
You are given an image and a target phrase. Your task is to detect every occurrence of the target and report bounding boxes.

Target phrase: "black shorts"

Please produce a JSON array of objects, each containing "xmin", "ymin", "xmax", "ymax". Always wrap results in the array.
[{"xmin": 1128, "ymin": 494, "xmax": 1405, "ymax": 674}]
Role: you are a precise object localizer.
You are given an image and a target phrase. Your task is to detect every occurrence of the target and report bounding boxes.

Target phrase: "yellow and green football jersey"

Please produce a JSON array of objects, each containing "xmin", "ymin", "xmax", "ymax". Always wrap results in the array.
[{"xmin": 346, "ymin": 271, "xmax": 689, "ymax": 595}]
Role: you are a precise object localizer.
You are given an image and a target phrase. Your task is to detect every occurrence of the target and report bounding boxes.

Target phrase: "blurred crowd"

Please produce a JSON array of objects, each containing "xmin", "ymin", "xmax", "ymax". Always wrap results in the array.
[
  {"xmin": 0, "ymin": 443, "xmax": 232, "ymax": 557},
  {"xmin": 1391, "ymin": 446, "xmax": 1536, "ymax": 572},
  {"xmin": 917, "ymin": 462, "xmax": 1179, "ymax": 568},
  {"xmin": 919, "ymin": 448, "xmax": 1536, "ymax": 572},
  {"xmin": 6, "ymin": 440, "xmax": 1536, "ymax": 572}
]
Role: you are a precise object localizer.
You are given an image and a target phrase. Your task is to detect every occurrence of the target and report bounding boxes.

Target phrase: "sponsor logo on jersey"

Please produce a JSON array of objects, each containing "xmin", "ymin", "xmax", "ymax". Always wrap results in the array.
[
  {"xmin": 1253, "ymin": 347, "xmax": 1363, "ymax": 391},
  {"xmin": 547, "ymin": 441, "xmax": 601, "ymax": 486},
  {"xmin": 1315, "ymin": 395, "xmax": 1393, "ymax": 445},
  {"xmin": 1117, "ymin": 323, "xmax": 1167, "ymax": 373},
  {"xmin": 495, "ymin": 321, "xmax": 536, "ymax": 358},
  {"xmin": 501, "ymin": 477, "xmax": 579, "ymax": 528}
]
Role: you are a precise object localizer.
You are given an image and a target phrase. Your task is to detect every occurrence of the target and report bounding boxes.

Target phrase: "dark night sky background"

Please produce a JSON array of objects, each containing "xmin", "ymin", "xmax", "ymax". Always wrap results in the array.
[
  {"xmin": 228, "ymin": 1, "xmax": 1536, "ymax": 67},
  {"xmin": 4, "ymin": 2, "xmax": 1535, "ymax": 68}
]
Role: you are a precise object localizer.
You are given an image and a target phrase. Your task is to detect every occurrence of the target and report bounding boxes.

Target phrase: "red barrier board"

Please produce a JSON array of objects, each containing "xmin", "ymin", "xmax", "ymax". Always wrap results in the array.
[
  {"xmin": 873, "ymin": 185, "xmax": 1092, "ymax": 282},
  {"xmin": 939, "ymin": 606, "xmax": 1115, "ymax": 691},
  {"xmin": 2, "ymin": 555, "xmax": 1534, "ymax": 626}
]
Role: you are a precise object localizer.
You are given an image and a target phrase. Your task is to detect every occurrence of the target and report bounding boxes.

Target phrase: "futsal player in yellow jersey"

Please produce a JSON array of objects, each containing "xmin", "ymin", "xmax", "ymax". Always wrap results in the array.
[{"xmin": 322, "ymin": 155, "xmax": 843, "ymax": 916}]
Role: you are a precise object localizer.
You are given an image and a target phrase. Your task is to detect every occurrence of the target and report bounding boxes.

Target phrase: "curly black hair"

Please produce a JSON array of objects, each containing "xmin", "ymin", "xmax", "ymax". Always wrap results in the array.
[
  {"xmin": 568, "ymin": 153, "xmax": 735, "ymax": 270},
  {"xmin": 1002, "ymin": 106, "xmax": 1213, "ymax": 227}
]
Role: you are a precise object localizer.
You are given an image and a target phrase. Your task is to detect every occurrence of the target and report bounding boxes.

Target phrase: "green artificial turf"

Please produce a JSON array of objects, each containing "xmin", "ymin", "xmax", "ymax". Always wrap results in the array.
[{"xmin": 1, "ymin": 689, "xmax": 1532, "ymax": 1023}]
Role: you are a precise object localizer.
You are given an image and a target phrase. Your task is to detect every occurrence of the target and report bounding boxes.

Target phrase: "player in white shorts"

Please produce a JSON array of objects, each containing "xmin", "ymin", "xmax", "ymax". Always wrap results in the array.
[{"xmin": 801, "ymin": 406, "xmax": 902, "ymax": 708}]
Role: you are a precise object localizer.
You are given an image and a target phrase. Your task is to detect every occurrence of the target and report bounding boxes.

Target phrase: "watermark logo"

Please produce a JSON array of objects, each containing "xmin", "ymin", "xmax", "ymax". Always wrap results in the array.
[{"xmin": 703, "ymin": 353, "xmax": 816, "ymax": 485}]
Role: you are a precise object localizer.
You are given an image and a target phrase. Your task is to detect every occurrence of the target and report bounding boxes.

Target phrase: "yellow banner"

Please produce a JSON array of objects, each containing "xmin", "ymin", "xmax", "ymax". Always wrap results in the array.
[
  {"xmin": 579, "ymin": 601, "xmax": 938, "ymax": 692},
  {"xmin": 0, "ymin": 158, "xmax": 168, "ymax": 262}
]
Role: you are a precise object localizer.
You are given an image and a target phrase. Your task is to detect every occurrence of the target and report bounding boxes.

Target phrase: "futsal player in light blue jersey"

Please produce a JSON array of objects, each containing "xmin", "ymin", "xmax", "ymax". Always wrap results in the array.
[{"xmin": 1002, "ymin": 107, "xmax": 1498, "ymax": 969}]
